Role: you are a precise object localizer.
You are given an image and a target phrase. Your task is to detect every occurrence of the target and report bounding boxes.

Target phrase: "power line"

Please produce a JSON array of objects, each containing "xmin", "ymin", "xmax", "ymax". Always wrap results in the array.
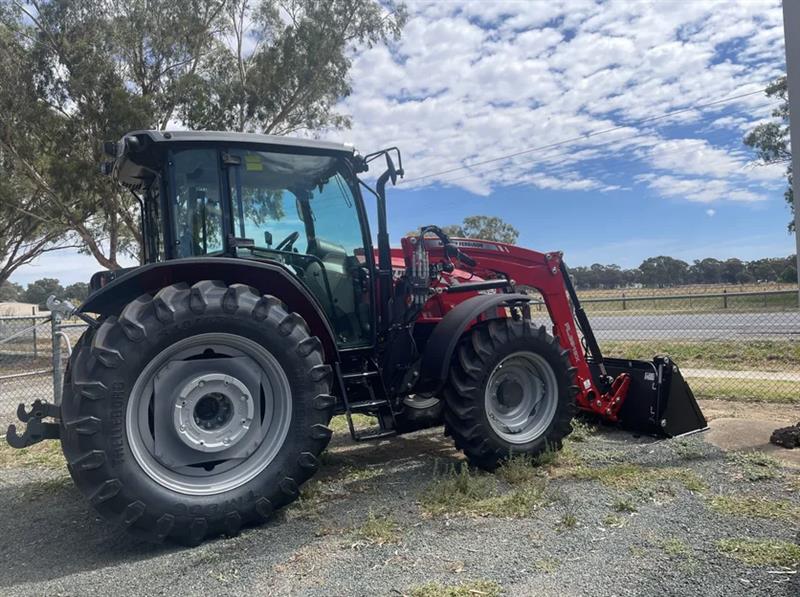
[{"xmin": 401, "ymin": 86, "xmax": 771, "ymax": 184}]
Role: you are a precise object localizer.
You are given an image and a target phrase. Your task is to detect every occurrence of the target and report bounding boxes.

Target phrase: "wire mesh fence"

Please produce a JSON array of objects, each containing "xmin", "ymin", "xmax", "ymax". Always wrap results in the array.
[
  {"xmin": 530, "ymin": 287, "xmax": 800, "ymax": 403},
  {"xmin": 0, "ymin": 286, "xmax": 797, "ymax": 432},
  {"xmin": 0, "ymin": 315, "xmax": 88, "ymax": 429}
]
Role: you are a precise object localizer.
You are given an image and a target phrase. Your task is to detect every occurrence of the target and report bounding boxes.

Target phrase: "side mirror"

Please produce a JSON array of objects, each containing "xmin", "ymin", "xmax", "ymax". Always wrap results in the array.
[
  {"xmin": 385, "ymin": 153, "xmax": 398, "ymax": 185},
  {"xmin": 264, "ymin": 231, "xmax": 273, "ymax": 247}
]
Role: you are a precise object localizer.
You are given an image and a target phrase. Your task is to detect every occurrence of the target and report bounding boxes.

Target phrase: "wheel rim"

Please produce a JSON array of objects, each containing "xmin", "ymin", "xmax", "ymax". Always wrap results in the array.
[
  {"xmin": 484, "ymin": 351, "xmax": 559, "ymax": 444},
  {"xmin": 403, "ymin": 394, "xmax": 440, "ymax": 410},
  {"xmin": 126, "ymin": 333, "xmax": 292, "ymax": 496}
]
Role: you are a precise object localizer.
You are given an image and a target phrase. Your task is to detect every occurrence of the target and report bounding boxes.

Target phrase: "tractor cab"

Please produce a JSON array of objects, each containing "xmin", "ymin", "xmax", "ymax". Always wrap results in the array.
[{"xmin": 104, "ymin": 130, "xmax": 378, "ymax": 348}]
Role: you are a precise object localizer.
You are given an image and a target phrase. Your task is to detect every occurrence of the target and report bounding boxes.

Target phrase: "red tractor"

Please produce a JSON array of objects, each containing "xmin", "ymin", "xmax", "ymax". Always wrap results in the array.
[{"xmin": 7, "ymin": 131, "xmax": 706, "ymax": 544}]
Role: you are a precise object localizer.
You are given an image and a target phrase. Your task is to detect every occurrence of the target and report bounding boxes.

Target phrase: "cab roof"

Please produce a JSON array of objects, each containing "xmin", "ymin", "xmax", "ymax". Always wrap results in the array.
[
  {"xmin": 107, "ymin": 130, "xmax": 358, "ymax": 190},
  {"xmin": 128, "ymin": 130, "xmax": 356, "ymax": 154}
]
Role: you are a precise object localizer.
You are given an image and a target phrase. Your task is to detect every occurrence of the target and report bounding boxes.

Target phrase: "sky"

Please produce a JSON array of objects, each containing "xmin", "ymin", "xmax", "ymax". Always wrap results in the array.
[{"xmin": 10, "ymin": 0, "xmax": 795, "ymax": 286}]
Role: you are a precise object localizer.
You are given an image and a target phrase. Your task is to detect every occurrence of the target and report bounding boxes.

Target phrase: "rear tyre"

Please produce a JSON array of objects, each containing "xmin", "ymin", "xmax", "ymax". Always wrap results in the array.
[
  {"xmin": 443, "ymin": 318, "xmax": 576, "ymax": 471},
  {"xmin": 60, "ymin": 281, "xmax": 334, "ymax": 544}
]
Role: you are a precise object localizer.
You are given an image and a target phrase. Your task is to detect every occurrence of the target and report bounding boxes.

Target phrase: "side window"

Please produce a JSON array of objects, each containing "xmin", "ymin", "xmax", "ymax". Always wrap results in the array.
[{"xmin": 171, "ymin": 149, "xmax": 224, "ymax": 257}]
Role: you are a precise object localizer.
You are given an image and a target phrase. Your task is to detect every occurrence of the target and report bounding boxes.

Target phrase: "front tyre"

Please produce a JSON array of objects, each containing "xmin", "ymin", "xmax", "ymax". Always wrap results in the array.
[
  {"xmin": 443, "ymin": 318, "xmax": 576, "ymax": 470},
  {"xmin": 60, "ymin": 281, "xmax": 334, "ymax": 544}
]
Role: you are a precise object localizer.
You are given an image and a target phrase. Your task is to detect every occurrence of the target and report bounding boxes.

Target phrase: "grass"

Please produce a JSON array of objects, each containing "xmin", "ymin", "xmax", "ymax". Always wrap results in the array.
[
  {"xmin": 717, "ymin": 539, "xmax": 800, "ymax": 568},
  {"xmin": 600, "ymin": 339, "xmax": 799, "ymax": 373},
  {"xmin": 19, "ymin": 475, "xmax": 73, "ymax": 499},
  {"xmin": 420, "ymin": 463, "xmax": 549, "ymax": 518},
  {"xmin": 559, "ymin": 462, "xmax": 706, "ymax": 496},
  {"xmin": 658, "ymin": 537, "xmax": 692, "ymax": 558},
  {"xmin": 728, "ymin": 451, "xmax": 783, "ymax": 481},
  {"xmin": 579, "ymin": 282, "xmax": 797, "ymax": 299},
  {"xmin": 708, "ymin": 495, "xmax": 800, "ymax": 523},
  {"xmin": 534, "ymin": 558, "xmax": 559, "ymax": 573},
  {"xmin": 288, "ymin": 481, "xmax": 327, "ymax": 518},
  {"xmin": 689, "ymin": 378, "xmax": 799, "ymax": 404},
  {"xmin": 577, "ymin": 284, "xmax": 798, "ymax": 314},
  {"xmin": 327, "ymin": 414, "xmax": 377, "ymax": 434},
  {"xmin": 409, "ymin": 580, "xmax": 502, "ymax": 597},
  {"xmin": 559, "ymin": 512, "xmax": 578, "ymax": 529},
  {"xmin": 495, "ymin": 454, "xmax": 541, "ymax": 485},
  {"xmin": 602, "ymin": 514, "xmax": 625, "ymax": 528},
  {"xmin": 672, "ymin": 439, "xmax": 705, "ymax": 461},
  {"xmin": 352, "ymin": 511, "xmax": 401, "ymax": 545},
  {"xmin": 341, "ymin": 465, "xmax": 384, "ymax": 484},
  {"xmin": 0, "ymin": 440, "xmax": 64, "ymax": 470},
  {"xmin": 567, "ymin": 418, "xmax": 596, "ymax": 443},
  {"xmin": 611, "ymin": 497, "xmax": 638, "ymax": 513}
]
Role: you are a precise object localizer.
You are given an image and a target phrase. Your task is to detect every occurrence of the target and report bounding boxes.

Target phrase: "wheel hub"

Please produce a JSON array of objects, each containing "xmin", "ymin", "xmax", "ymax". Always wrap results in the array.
[
  {"xmin": 173, "ymin": 373, "xmax": 254, "ymax": 453},
  {"xmin": 485, "ymin": 351, "xmax": 559, "ymax": 444}
]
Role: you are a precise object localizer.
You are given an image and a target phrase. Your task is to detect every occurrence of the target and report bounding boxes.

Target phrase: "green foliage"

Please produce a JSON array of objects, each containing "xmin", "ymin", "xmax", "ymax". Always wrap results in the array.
[
  {"xmin": 411, "ymin": 215, "xmax": 519, "ymax": 244},
  {"xmin": 0, "ymin": 280, "xmax": 23, "ymax": 302},
  {"xmin": 64, "ymin": 282, "xmax": 89, "ymax": 302},
  {"xmin": 639, "ymin": 256, "xmax": 690, "ymax": 287},
  {"xmin": 744, "ymin": 76, "xmax": 793, "ymax": 231},
  {"xmin": 23, "ymin": 278, "xmax": 64, "ymax": 309},
  {"xmin": 571, "ymin": 254, "xmax": 797, "ymax": 289},
  {"xmin": 0, "ymin": 0, "xmax": 407, "ymax": 269}
]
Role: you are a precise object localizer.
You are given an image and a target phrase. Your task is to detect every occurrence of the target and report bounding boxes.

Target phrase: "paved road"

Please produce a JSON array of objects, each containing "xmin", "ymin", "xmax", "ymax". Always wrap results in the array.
[{"xmin": 583, "ymin": 311, "xmax": 800, "ymax": 341}]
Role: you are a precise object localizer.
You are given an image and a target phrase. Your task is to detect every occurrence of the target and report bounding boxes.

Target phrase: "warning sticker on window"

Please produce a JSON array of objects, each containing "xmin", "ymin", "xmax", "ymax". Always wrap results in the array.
[{"xmin": 245, "ymin": 154, "xmax": 263, "ymax": 171}]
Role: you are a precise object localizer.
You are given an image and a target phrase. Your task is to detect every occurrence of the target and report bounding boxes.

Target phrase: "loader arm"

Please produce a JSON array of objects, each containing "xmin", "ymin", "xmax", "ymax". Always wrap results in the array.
[
  {"xmin": 422, "ymin": 239, "xmax": 629, "ymax": 421},
  {"xmin": 408, "ymin": 236, "xmax": 706, "ymax": 436}
]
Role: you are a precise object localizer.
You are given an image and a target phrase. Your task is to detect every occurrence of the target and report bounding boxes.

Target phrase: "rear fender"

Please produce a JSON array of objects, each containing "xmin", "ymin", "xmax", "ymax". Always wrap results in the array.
[
  {"xmin": 80, "ymin": 257, "xmax": 339, "ymax": 361},
  {"xmin": 416, "ymin": 293, "xmax": 532, "ymax": 394}
]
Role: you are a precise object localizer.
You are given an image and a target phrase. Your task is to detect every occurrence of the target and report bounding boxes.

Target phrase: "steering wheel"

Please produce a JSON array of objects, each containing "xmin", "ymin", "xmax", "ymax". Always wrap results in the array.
[{"xmin": 275, "ymin": 231, "xmax": 300, "ymax": 252}]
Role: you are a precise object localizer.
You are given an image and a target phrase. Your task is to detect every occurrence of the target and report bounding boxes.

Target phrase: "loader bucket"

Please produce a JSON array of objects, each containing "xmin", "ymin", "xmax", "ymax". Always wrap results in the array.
[{"xmin": 590, "ymin": 356, "xmax": 707, "ymax": 437}]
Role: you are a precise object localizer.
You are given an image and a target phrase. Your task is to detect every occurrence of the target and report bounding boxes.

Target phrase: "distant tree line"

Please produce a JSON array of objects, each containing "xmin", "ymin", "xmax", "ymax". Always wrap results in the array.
[
  {"xmin": 0, "ymin": 278, "xmax": 89, "ymax": 309},
  {"xmin": 571, "ymin": 255, "xmax": 798, "ymax": 290}
]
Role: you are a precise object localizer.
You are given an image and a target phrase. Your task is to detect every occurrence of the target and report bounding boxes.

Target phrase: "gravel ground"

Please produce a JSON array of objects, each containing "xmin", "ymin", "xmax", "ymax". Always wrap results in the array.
[{"xmin": 1, "ymin": 402, "xmax": 798, "ymax": 597}]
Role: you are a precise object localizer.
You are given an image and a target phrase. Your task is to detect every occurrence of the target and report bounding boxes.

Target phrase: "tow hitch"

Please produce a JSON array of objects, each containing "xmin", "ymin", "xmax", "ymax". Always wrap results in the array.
[{"xmin": 6, "ymin": 399, "xmax": 61, "ymax": 448}]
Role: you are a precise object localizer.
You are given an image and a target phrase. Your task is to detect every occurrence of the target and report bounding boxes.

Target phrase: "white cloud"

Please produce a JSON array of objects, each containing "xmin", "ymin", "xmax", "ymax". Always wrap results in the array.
[
  {"xmin": 706, "ymin": 208, "xmax": 716, "ymax": 217},
  {"xmin": 331, "ymin": 0, "xmax": 786, "ymax": 206},
  {"xmin": 636, "ymin": 173, "xmax": 766, "ymax": 204}
]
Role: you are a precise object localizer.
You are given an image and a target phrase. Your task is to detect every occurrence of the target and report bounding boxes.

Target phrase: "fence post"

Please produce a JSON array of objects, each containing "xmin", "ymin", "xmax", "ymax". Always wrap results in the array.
[
  {"xmin": 51, "ymin": 311, "xmax": 62, "ymax": 405},
  {"xmin": 723, "ymin": 289, "xmax": 727, "ymax": 309},
  {"xmin": 31, "ymin": 306, "xmax": 38, "ymax": 359},
  {"xmin": 622, "ymin": 292, "xmax": 626, "ymax": 311}
]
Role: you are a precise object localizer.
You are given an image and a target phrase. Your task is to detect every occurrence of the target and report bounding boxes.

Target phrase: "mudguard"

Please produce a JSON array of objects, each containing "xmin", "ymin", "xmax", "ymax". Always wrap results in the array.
[
  {"xmin": 80, "ymin": 257, "xmax": 339, "ymax": 361},
  {"xmin": 417, "ymin": 292, "xmax": 532, "ymax": 394}
]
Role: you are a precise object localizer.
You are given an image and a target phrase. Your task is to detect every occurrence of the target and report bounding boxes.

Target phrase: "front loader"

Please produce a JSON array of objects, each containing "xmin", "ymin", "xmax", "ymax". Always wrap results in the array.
[{"xmin": 6, "ymin": 130, "xmax": 706, "ymax": 544}]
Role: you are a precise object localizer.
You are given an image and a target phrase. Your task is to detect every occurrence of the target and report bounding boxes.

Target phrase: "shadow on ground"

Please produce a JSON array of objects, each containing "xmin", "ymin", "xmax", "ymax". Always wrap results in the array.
[{"xmin": 0, "ymin": 430, "xmax": 459, "ymax": 590}]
